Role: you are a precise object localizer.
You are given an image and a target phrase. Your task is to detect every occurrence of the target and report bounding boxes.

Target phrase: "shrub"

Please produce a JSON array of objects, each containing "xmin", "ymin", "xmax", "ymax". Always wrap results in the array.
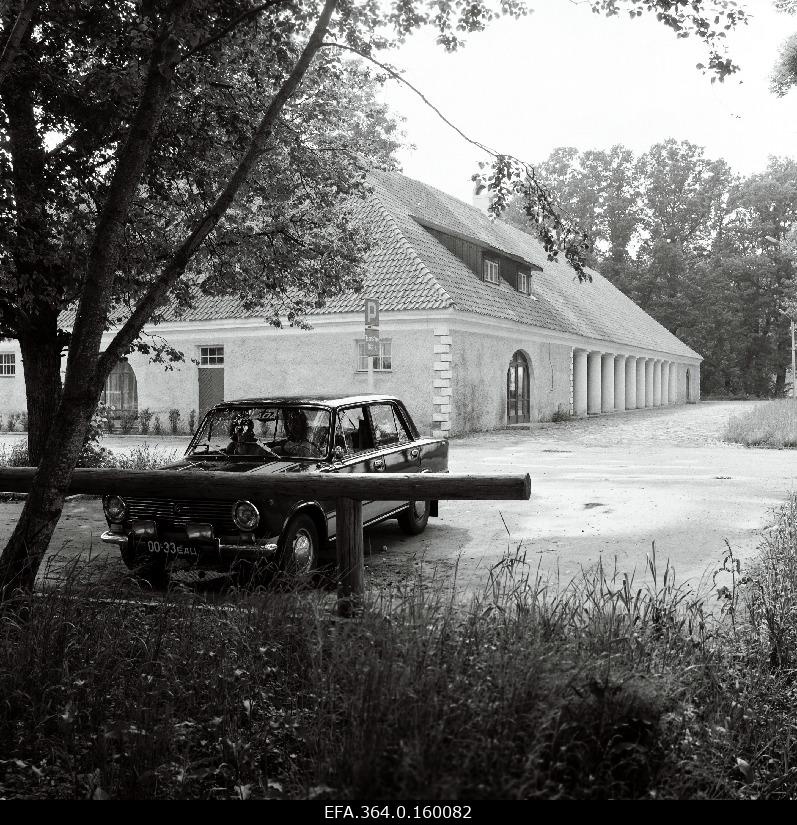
[
  {"xmin": 118, "ymin": 410, "xmax": 139, "ymax": 435},
  {"xmin": 5, "ymin": 412, "xmax": 16, "ymax": 432},
  {"xmin": 76, "ymin": 404, "xmax": 114, "ymax": 468},
  {"xmin": 139, "ymin": 407, "xmax": 153, "ymax": 435},
  {"xmin": 188, "ymin": 408, "xmax": 197, "ymax": 434},
  {"xmin": 18, "ymin": 412, "xmax": 28, "ymax": 432},
  {"xmin": 168, "ymin": 408, "xmax": 181, "ymax": 435},
  {"xmin": 0, "ymin": 441, "xmax": 31, "ymax": 467},
  {"xmin": 549, "ymin": 405, "xmax": 574, "ymax": 423},
  {"xmin": 153, "ymin": 415, "xmax": 162, "ymax": 435},
  {"xmin": 114, "ymin": 444, "xmax": 180, "ymax": 470}
]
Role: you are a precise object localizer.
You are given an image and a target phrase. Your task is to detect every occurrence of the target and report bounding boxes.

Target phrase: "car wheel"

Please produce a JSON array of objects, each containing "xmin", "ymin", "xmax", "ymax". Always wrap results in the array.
[
  {"xmin": 279, "ymin": 514, "xmax": 320, "ymax": 576},
  {"xmin": 397, "ymin": 500, "xmax": 430, "ymax": 535}
]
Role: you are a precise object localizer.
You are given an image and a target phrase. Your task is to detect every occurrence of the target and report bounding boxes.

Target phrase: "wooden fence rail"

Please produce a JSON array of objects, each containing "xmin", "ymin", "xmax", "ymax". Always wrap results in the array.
[{"xmin": 0, "ymin": 468, "xmax": 531, "ymax": 615}]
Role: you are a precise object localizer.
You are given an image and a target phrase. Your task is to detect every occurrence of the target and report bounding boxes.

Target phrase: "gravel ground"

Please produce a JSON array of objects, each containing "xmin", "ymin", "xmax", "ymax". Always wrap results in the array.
[{"xmin": 0, "ymin": 400, "xmax": 792, "ymax": 600}]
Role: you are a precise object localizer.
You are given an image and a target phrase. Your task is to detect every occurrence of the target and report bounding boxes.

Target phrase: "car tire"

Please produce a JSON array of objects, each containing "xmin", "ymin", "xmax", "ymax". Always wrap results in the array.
[
  {"xmin": 279, "ymin": 513, "xmax": 320, "ymax": 576},
  {"xmin": 397, "ymin": 500, "xmax": 430, "ymax": 535}
]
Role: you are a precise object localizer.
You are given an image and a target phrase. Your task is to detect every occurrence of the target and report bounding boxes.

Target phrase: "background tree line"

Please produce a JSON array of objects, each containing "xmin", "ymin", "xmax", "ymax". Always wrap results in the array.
[{"xmin": 505, "ymin": 140, "xmax": 797, "ymax": 397}]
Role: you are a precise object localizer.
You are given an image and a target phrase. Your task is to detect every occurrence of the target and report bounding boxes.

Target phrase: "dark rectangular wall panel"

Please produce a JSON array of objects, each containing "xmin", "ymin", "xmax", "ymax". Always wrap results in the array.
[{"xmin": 198, "ymin": 368, "xmax": 224, "ymax": 420}]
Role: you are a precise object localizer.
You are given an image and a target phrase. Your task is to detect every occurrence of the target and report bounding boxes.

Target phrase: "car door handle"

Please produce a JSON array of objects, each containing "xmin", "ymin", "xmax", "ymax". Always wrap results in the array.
[
  {"xmin": 371, "ymin": 458, "xmax": 385, "ymax": 471},
  {"xmin": 409, "ymin": 447, "xmax": 420, "ymax": 460}
]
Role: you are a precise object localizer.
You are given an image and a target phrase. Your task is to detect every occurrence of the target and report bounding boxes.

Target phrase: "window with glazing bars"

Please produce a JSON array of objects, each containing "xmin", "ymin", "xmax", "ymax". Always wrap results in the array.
[{"xmin": 357, "ymin": 339, "xmax": 392, "ymax": 371}]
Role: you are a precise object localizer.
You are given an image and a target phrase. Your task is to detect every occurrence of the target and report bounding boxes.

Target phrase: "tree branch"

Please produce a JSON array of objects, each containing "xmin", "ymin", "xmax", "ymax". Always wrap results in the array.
[
  {"xmin": 319, "ymin": 40, "xmax": 499, "ymax": 160},
  {"xmin": 178, "ymin": 0, "xmax": 292, "ymax": 64},
  {"xmin": 99, "ymin": 0, "xmax": 340, "ymax": 373},
  {"xmin": 65, "ymin": 4, "xmax": 192, "ymax": 387},
  {"xmin": 0, "ymin": 0, "xmax": 38, "ymax": 88}
]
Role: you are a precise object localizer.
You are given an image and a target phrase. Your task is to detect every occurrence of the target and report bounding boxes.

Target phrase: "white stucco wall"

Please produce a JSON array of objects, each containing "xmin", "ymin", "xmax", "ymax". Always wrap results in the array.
[
  {"xmin": 116, "ymin": 315, "xmax": 439, "ymax": 435},
  {"xmin": 0, "ymin": 313, "xmax": 703, "ymax": 436},
  {"xmin": 450, "ymin": 327, "xmax": 573, "ymax": 435}
]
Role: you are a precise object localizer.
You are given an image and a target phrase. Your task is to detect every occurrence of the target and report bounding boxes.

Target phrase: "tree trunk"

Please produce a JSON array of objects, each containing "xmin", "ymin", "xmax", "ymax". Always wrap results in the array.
[
  {"xmin": 0, "ymin": 0, "xmax": 340, "ymax": 599},
  {"xmin": 0, "ymin": 386, "xmax": 96, "ymax": 595},
  {"xmin": 775, "ymin": 369, "xmax": 785, "ymax": 398},
  {"xmin": 18, "ymin": 322, "xmax": 63, "ymax": 465}
]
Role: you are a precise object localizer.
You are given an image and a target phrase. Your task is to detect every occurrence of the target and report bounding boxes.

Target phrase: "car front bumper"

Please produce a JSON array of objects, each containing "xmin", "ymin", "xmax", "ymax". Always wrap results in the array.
[{"xmin": 101, "ymin": 530, "xmax": 279, "ymax": 565}]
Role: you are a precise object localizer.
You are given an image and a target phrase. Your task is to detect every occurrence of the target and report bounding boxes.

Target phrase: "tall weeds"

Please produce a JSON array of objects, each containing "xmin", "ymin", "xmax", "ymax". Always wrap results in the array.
[
  {"xmin": 2, "ymin": 498, "xmax": 797, "ymax": 798},
  {"xmin": 723, "ymin": 399, "xmax": 797, "ymax": 448}
]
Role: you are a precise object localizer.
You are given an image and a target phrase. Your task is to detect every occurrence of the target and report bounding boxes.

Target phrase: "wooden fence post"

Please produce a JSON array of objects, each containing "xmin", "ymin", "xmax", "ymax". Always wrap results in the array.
[{"xmin": 336, "ymin": 496, "xmax": 364, "ymax": 618}]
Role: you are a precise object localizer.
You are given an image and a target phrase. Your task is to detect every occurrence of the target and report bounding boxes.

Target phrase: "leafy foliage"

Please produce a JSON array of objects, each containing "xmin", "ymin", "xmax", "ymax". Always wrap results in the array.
[
  {"xmin": 505, "ymin": 141, "xmax": 797, "ymax": 397},
  {"xmin": 591, "ymin": 1, "xmax": 747, "ymax": 81}
]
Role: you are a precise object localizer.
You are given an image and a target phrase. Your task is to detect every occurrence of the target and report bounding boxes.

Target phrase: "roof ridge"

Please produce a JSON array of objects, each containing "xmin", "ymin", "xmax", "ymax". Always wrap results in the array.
[{"xmin": 368, "ymin": 187, "xmax": 454, "ymax": 310}]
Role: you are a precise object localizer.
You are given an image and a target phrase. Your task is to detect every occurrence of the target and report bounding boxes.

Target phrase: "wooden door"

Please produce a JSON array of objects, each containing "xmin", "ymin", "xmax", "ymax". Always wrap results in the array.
[{"xmin": 198, "ymin": 368, "xmax": 224, "ymax": 421}]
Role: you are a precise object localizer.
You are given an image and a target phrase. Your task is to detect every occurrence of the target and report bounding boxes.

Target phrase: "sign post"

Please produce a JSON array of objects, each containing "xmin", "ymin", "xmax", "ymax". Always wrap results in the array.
[
  {"xmin": 778, "ymin": 308, "xmax": 797, "ymax": 402},
  {"xmin": 364, "ymin": 298, "xmax": 379, "ymax": 393},
  {"xmin": 791, "ymin": 319, "xmax": 797, "ymax": 402}
]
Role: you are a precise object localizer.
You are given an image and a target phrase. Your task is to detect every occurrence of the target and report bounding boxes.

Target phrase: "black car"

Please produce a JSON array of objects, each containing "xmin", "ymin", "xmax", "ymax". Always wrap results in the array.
[{"xmin": 101, "ymin": 394, "xmax": 448, "ymax": 581}]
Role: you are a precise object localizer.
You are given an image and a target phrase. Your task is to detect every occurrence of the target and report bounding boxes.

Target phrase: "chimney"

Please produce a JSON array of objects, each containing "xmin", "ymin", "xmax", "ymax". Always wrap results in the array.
[{"xmin": 472, "ymin": 180, "xmax": 491, "ymax": 215}]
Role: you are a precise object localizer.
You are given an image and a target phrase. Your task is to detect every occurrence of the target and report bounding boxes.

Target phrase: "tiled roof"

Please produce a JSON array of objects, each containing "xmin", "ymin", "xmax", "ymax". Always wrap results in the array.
[
  {"xmin": 72, "ymin": 170, "xmax": 698, "ymax": 360},
  {"xmin": 317, "ymin": 170, "xmax": 698, "ymax": 360}
]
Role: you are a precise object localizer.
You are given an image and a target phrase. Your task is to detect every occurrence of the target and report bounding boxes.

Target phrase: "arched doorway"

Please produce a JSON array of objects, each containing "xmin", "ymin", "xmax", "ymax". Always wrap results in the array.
[
  {"xmin": 506, "ymin": 350, "xmax": 531, "ymax": 424},
  {"xmin": 101, "ymin": 359, "xmax": 138, "ymax": 427}
]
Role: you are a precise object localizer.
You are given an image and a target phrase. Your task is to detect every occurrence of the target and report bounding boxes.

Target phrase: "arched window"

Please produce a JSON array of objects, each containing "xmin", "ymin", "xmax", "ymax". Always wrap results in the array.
[
  {"xmin": 507, "ymin": 351, "xmax": 531, "ymax": 424},
  {"xmin": 101, "ymin": 359, "xmax": 138, "ymax": 413}
]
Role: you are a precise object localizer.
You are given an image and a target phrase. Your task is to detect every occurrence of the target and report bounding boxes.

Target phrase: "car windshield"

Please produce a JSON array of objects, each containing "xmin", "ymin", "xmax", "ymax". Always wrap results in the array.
[{"xmin": 189, "ymin": 405, "xmax": 331, "ymax": 460}]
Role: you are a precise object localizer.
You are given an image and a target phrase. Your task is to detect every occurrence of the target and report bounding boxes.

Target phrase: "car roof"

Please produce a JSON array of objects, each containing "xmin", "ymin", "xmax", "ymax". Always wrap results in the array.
[{"xmin": 210, "ymin": 394, "xmax": 403, "ymax": 410}]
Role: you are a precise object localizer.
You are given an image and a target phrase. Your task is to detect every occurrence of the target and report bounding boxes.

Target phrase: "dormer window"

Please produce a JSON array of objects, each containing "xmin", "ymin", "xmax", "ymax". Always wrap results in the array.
[
  {"xmin": 518, "ymin": 269, "xmax": 531, "ymax": 295},
  {"xmin": 483, "ymin": 256, "xmax": 499, "ymax": 284}
]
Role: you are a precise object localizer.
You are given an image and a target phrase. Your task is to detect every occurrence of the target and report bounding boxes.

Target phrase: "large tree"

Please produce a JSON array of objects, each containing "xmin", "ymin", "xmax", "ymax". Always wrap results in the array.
[
  {"xmin": 0, "ymin": 0, "xmax": 749, "ymax": 594},
  {"xmin": 517, "ymin": 142, "xmax": 797, "ymax": 397}
]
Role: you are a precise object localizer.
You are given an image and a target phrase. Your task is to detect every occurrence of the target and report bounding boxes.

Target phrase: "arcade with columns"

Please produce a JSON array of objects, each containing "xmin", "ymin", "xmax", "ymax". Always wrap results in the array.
[{"xmin": 571, "ymin": 349, "xmax": 697, "ymax": 416}]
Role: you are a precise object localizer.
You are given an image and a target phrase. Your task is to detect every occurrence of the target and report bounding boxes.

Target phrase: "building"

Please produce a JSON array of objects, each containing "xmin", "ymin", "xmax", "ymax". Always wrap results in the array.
[{"xmin": 0, "ymin": 171, "xmax": 701, "ymax": 436}]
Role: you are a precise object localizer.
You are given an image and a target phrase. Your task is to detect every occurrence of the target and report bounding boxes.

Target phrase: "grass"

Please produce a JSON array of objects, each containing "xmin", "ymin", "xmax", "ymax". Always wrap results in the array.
[
  {"xmin": 723, "ymin": 399, "xmax": 797, "ymax": 448},
  {"xmin": 2, "ymin": 496, "xmax": 797, "ymax": 799},
  {"xmin": 0, "ymin": 441, "xmax": 180, "ymax": 470}
]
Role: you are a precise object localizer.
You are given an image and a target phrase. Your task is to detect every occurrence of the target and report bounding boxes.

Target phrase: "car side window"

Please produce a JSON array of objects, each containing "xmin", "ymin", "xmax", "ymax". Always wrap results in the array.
[
  {"xmin": 337, "ymin": 406, "xmax": 374, "ymax": 454},
  {"xmin": 368, "ymin": 403, "xmax": 413, "ymax": 447},
  {"xmin": 392, "ymin": 405, "xmax": 414, "ymax": 444}
]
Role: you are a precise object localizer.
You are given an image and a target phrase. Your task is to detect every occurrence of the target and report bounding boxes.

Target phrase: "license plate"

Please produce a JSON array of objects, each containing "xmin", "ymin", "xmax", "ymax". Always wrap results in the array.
[{"xmin": 143, "ymin": 540, "xmax": 199, "ymax": 558}]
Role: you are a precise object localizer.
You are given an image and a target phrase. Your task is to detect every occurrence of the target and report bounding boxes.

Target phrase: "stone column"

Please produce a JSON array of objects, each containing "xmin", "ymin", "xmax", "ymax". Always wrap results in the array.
[
  {"xmin": 573, "ymin": 349, "xmax": 588, "ymax": 417},
  {"xmin": 614, "ymin": 355, "xmax": 626, "ymax": 412},
  {"xmin": 669, "ymin": 362, "xmax": 678, "ymax": 404},
  {"xmin": 587, "ymin": 351, "xmax": 602, "ymax": 415},
  {"xmin": 636, "ymin": 357, "xmax": 646, "ymax": 409},
  {"xmin": 601, "ymin": 353, "xmax": 615, "ymax": 413},
  {"xmin": 661, "ymin": 361, "xmax": 670, "ymax": 405},
  {"xmin": 645, "ymin": 359, "xmax": 654, "ymax": 408},
  {"xmin": 625, "ymin": 356, "xmax": 637, "ymax": 409},
  {"xmin": 653, "ymin": 360, "xmax": 662, "ymax": 407}
]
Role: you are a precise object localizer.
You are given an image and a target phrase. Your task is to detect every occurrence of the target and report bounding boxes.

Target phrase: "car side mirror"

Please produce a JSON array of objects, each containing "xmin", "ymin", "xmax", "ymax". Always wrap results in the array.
[{"xmin": 333, "ymin": 445, "xmax": 345, "ymax": 461}]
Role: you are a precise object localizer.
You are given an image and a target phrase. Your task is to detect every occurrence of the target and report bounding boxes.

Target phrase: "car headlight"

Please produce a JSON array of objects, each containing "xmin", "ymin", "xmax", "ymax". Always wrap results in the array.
[
  {"xmin": 103, "ymin": 495, "xmax": 127, "ymax": 523},
  {"xmin": 232, "ymin": 500, "xmax": 260, "ymax": 531}
]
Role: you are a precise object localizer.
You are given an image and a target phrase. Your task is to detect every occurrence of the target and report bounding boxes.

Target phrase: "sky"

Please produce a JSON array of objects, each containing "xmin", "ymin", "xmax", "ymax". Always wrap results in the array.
[{"xmin": 377, "ymin": 0, "xmax": 797, "ymax": 203}]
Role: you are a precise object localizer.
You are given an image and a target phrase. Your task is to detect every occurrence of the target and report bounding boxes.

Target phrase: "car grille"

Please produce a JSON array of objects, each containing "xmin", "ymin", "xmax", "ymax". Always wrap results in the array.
[{"xmin": 126, "ymin": 497, "xmax": 237, "ymax": 534}]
